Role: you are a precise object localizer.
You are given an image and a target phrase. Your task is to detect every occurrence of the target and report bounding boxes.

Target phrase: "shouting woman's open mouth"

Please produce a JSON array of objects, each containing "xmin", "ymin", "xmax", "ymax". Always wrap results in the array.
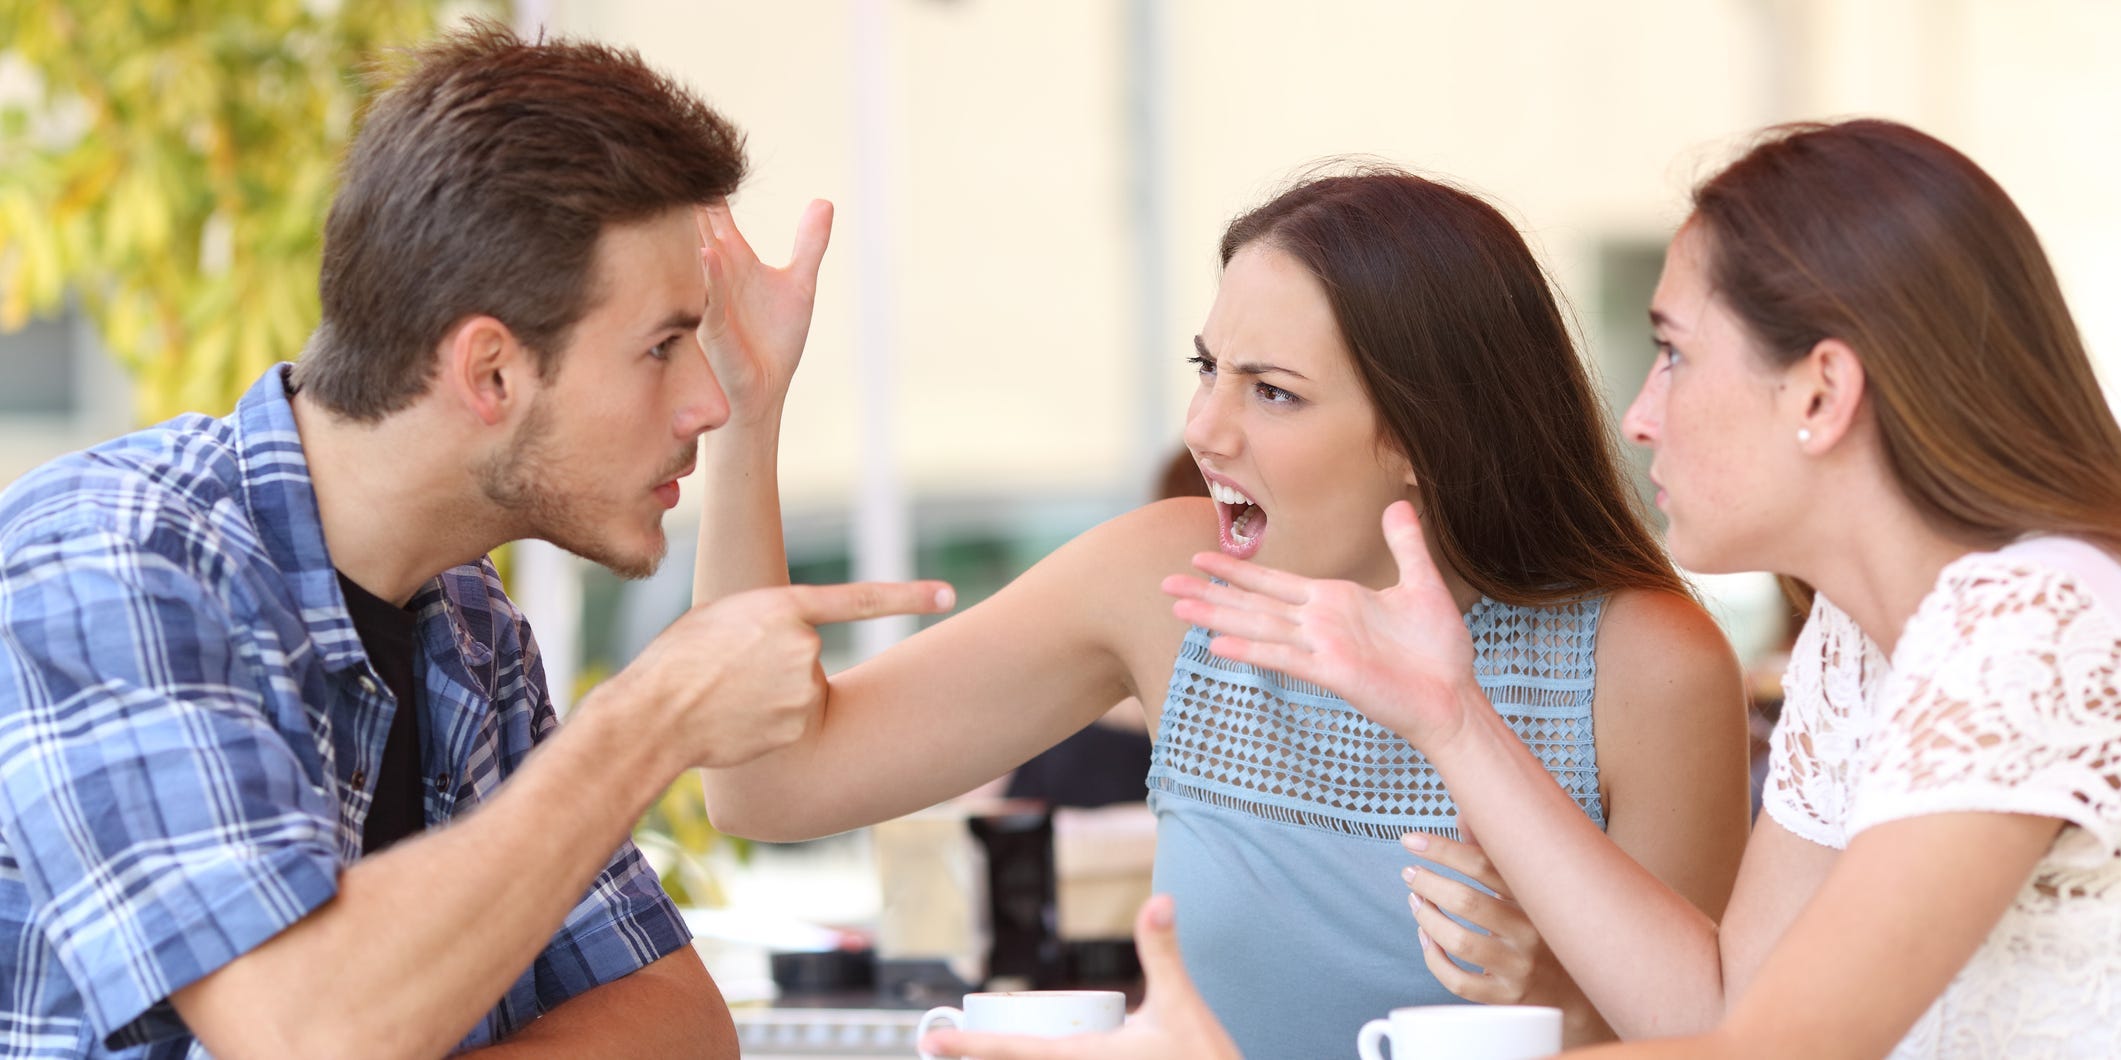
[{"xmin": 1207, "ymin": 478, "xmax": 1268, "ymax": 559}]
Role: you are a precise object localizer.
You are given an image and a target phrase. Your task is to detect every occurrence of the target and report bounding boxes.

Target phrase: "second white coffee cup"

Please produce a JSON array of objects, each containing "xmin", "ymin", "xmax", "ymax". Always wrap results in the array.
[
  {"xmin": 916, "ymin": 990, "xmax": 1126, "ymax": 1059},
  {"xmin": 1357, "ymin": 1004, "xmax": 1562, "ymax": 1060}
]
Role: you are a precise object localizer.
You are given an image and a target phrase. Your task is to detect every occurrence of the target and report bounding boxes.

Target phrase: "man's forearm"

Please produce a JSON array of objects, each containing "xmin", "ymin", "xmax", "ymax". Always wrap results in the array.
[
  {"xmin": 173, "ymin": 686, "xmax": 686, "ymax": 1059},
  {"xmin": 465, "ymin": 948, "xmax": 735, "ymax": 1059}
]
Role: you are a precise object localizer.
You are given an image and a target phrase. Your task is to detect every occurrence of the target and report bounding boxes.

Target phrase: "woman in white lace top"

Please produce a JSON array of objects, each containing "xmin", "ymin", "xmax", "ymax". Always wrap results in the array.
[{"xmin": 940, "ymin": 120, "xmax": 2121, "ymax": 1059}]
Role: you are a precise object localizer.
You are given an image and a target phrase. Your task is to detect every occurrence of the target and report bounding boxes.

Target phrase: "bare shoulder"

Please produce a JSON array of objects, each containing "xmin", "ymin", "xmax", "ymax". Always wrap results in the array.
[
  {"xmin": 1590, "ymin": 587, "xmax": 1747, "ymax": 753},
  {"xmin": 1029, "ymin": 497, "xmax": 1217, "ymax": 584},
  {"xmin": 1592, "ymin": 588, "xmax": 1753, "ymax": 914},
  {"xmin": 1595, "ymin": 587, "xmax": 1741, "ymax": 696},
  {"xmin": 1005, "ymin": 498, "xmax": 1212, "ymax": 704},
  {"xmin": 984, "ymin": 498, "xmax": 1218, "ymax": 626}
]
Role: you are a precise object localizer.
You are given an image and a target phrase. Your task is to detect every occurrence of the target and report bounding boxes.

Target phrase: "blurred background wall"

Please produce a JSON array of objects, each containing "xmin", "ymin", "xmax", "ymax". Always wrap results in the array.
[{"xmin": 6, "ymin": 0, "xmax": 2121, "ymax": 680}]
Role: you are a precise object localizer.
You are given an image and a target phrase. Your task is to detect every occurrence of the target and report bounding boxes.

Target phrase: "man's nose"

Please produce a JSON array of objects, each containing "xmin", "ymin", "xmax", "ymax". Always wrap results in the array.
[{"xmin": 681, "ymin": 345, "xmax": 731, "ymax": 437}]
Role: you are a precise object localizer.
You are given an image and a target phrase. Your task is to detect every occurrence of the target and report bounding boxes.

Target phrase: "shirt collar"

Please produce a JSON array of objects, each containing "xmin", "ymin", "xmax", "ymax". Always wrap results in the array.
[{"xmin": 229, "ymin": 364, "xmax": 486, "ymax": 678}]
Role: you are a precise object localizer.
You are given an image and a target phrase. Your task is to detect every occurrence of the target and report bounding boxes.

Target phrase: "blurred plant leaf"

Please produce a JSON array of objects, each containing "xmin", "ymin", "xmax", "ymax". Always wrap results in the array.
[
  {"xmin": 0, "ymin": 0, "xmax": 486, "ymax": 422},
  {"xmin": 568, "ymin": 664, "xmax": 754, "ymax": 908}
]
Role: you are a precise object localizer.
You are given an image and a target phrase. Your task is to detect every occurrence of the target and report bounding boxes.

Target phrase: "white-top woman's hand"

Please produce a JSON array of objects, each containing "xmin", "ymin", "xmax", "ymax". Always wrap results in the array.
[
  {"xmin": 1401, "ymin": 827, "xmax": 1575, "ymax": 1012},
  {"xmin": 694, "ymin": 200, "xmax": 832, "ymax": 423},
  {"xmin": 1162, "ymin": 500, "xmax": 1482, "ymax": 749},
  {"xmin": 917, "ymin": 895, "xmax": 1240, "ymax": 1060}
]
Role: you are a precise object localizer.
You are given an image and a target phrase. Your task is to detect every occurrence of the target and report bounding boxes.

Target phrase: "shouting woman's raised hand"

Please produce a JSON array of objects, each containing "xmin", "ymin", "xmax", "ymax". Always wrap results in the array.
[
  {"xmin": 695, "ymin": 199, "xmax": 833, "ymax": 422},
  {"xmin": 1162, "ymin": 500, "xmax": 1484, "ymax": 750}
]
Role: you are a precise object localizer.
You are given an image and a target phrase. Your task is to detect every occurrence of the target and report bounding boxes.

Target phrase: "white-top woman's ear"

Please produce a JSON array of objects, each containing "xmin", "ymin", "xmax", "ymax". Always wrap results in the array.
[{"xmin": 1788, "ymin": 337, "xmax": 1868, "ymax": 453}]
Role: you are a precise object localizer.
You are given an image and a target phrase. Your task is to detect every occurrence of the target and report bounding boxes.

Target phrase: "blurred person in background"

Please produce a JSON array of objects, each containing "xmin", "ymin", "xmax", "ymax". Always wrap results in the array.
[
  {"xmin": 0, "ymin": 24, "xmax": 948, "ymax": 1059},
  {"xmin": 692, "ymin": 166, "xmax": 1750, "ymax": 1054},
  {"xmin": 1076, "ymin": 118, "xmax": 2121, "ymax": 1059}
]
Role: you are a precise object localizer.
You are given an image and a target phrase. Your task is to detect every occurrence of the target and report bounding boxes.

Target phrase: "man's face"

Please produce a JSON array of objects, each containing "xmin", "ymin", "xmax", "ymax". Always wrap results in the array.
[{"xmin": 481, "ymin": 206, "xmax": 726, "ymax": 578}]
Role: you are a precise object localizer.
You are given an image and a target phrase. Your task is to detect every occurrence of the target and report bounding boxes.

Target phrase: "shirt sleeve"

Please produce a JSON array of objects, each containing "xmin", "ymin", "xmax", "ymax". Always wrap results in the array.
[
  {"xmin": 532, "ymin": 840, "xmax": 694, "ymax": 1007},
  {"xmin": 1762, "ymin": 594, "xmax": 1858, "ymax": 849},
  {"xmin": 0, "ymin": 527, "xmax": 342, "ymax": 1049},
  {"xmin": 1848, "ymin": 558, "xmax": 2121, "ymax": 867},
  {"xmin": 469, "ymin": 600, "xmax": 692, "ymax": 1048}
]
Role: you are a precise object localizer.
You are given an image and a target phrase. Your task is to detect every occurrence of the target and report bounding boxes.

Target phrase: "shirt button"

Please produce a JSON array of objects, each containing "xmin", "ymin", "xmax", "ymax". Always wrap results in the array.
[
  {"xmin": 358, "ymin": 675, "xmax": 380, "ymax": 695},
  {"xmin": 351, "ymin": 769, "xmax": 367, "ymax": 788},
  {"xmin": 434, "ymin": 773, "xmax": 451, "ymax": 790}
]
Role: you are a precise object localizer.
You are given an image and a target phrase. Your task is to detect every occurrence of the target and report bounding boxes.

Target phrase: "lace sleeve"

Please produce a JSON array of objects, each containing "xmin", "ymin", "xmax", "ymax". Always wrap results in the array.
[
  {"xmin": 1763, "ymin": 594, "xmax": 1873, "ymax": 849},
  {"xmin": 1850, "ymin": 556, "xmax": 2121, "ymax": 868}
]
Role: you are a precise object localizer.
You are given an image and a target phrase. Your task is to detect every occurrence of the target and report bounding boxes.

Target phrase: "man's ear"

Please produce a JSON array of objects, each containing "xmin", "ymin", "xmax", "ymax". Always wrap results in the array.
[
  {"xmin": 1790, "ymin": 337, "xmax": 1867, "ymax": 453},
  {"xmin": 436, "ymin": 315, "xmax": 533, "ymax": 427}
]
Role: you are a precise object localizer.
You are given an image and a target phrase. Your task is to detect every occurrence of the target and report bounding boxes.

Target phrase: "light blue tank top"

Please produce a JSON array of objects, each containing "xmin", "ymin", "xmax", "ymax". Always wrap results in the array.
[{"xmin": 1149, "ymin": 595, "xmax": 1606, "ymax": 1059}]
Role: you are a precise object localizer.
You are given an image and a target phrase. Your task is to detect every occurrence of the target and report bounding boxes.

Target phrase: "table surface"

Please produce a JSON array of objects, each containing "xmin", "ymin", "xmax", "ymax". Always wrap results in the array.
[{"xmin": 734, "ymin": 1006, "xmax": 925, "ymax": 1057}]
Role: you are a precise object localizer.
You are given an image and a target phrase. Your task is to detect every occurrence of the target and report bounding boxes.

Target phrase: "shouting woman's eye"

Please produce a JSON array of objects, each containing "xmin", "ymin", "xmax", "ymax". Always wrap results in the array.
[{"xmin": 1255, "ymin": 381, "xmax": 1300, "ymax": 406}]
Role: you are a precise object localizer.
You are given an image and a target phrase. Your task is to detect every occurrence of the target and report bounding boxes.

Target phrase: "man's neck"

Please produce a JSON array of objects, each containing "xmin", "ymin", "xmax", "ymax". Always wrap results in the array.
[{"xmin": 292, "ymin": 391, "xmax": 503, "ymax": 606}]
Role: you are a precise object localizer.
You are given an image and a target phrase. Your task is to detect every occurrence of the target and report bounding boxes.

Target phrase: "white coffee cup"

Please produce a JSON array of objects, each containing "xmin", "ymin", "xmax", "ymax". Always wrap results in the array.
[
  {"xmin": 916, "ymin": 990, "xmax": 1126, "ymax": 1059},
  {"xmin": 1357, "ymin": 1004, "xmax": 1562, "ymax": 1060}
]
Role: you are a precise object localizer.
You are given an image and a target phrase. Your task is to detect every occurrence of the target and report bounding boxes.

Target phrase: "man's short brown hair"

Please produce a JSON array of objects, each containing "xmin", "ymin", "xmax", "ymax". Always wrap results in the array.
[{"xmin": 294, "ymin": 21, "xmax": 747, "ymax": 420}]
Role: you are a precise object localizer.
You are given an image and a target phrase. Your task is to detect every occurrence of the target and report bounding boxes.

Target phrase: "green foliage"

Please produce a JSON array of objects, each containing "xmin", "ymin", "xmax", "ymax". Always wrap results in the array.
[
  {"xmin": 633, "ymin": 770, "xmax": 754, "ymax": 908},
  {"xmin": 569, "ymin": 665, "xmax": 751, "ymax": 907},
  {"xmin": 0, "ymin": 0, "xmax": 479, "ymax": 422}
]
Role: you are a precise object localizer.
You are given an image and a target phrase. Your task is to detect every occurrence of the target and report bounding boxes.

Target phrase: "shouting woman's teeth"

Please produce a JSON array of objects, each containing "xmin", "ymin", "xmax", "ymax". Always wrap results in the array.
[{"xmin": 1206, "ymin": 479, "xmax": 1267, "ymax": 557}]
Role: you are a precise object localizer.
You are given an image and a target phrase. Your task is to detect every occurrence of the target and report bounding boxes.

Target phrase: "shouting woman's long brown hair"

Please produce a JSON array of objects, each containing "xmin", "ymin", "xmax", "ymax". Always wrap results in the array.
[{"xmin": 1220, "ymin": 166, "xmax": 1687, "ymax": 606}]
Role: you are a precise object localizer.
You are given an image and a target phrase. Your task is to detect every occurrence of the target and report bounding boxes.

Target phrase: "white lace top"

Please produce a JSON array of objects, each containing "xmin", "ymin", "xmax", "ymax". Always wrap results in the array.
[{"xmin": 1765, "ymin": 536, "xmax": 2121, "ymax": 1057}]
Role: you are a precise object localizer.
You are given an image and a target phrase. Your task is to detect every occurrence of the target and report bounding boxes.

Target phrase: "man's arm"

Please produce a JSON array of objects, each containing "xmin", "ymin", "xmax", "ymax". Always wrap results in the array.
[
  {"xmin": 0, "ymin": 520, "xmax": 943, "ymax": 1059},
  {"xmin": 171, "ymin": 577, "xmax": 950, "ymax": 1059},
  {"xmin": 170, "ymin": 676, "xmax": 696, "ymax": 1059},
  {"xmin": 465, "ymin": 948, "xmax": 737, "ymax": 1059}
]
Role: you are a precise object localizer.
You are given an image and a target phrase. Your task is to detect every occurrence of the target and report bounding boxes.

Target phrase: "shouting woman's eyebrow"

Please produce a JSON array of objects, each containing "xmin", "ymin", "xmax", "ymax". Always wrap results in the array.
[{"xmin": 1193, "ymin": 335, "xmax": 1310, "ymax": 380}]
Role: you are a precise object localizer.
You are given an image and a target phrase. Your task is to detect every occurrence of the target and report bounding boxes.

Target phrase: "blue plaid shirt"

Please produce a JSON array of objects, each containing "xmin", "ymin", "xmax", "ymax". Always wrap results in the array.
[{"xmin": 0, "ymin": 366, "xmax": 690, "ymax": 1057}]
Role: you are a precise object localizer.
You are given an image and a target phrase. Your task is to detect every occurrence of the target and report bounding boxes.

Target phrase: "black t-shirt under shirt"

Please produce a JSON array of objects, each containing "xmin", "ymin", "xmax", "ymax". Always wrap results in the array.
[{"xmin": 337, "ymin": 571, "xmax": 426, "ymax": 856}]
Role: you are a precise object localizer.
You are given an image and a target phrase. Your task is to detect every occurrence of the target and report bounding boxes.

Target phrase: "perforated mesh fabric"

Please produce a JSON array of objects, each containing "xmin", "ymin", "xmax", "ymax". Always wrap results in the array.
[{"xmin": 1149, "ymin": 595, "xmax": 1606, "ymax": 840}]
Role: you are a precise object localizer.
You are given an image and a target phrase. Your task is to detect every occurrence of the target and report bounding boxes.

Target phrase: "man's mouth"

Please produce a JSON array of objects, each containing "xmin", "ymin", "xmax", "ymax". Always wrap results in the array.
[
  {"xmin": 653, "ymin": 456, "xmax": 696, "ymax": 510},
  {"xmin": 1207, "ymin": 479, "xmax": 1268, "ymax": 559}
]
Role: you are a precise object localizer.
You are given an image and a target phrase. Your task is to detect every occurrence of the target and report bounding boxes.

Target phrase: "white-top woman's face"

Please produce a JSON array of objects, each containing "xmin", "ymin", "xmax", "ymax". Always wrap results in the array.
[
  {"xmin": 1184, "ymin": 242, "xmax": 1416, "ymax": 587},
  {"xmin": 1625, "ymin": 224, "xmax": 1814, "ymax": 574}
]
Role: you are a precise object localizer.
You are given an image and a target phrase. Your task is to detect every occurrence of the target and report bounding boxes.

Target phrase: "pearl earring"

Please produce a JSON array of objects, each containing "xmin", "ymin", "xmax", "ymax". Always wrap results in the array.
[{"xmin": 1797, "ymin": 428, "xmax": 1813, "ymax": 445}]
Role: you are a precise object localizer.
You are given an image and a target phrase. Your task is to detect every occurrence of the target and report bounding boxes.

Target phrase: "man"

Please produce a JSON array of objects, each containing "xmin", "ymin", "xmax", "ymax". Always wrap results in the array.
[{"xmin": 0, "ymin": 23, "xmax": 948, "ymax": 1058}]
